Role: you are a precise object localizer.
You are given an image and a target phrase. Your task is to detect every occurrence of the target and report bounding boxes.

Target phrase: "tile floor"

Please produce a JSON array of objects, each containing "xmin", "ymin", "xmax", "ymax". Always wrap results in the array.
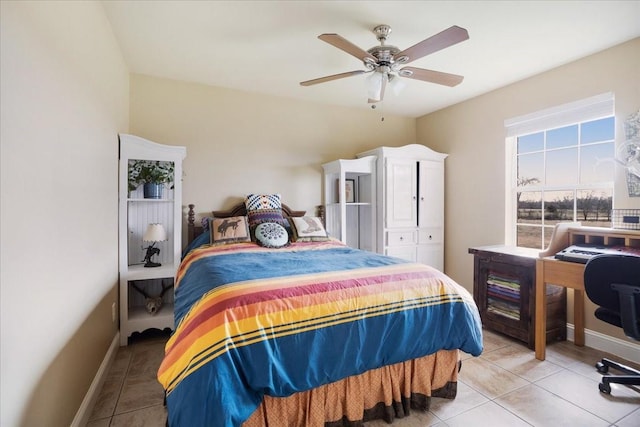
[{"xmin": 87, "ymin": 329, "xmax": 640, "ymax": 426}]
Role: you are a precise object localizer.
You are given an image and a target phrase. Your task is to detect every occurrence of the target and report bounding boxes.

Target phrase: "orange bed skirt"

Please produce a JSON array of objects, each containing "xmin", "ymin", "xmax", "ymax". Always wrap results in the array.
[{"xmin": 243, "ymin": 349, "xmax": 459, "ymax": 427}]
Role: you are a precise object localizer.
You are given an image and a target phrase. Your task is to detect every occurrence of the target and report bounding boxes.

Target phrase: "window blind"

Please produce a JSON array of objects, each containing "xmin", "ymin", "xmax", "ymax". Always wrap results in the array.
[{"xmin": 504, "ymin": 92, "xmax": 614, "ymax": 137}]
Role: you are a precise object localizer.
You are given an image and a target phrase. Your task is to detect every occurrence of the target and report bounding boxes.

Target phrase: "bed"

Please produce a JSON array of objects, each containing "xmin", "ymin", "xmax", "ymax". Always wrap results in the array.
[{"xmin": 158, "ymin": 200, "xmax": 483, "ymax": 427}]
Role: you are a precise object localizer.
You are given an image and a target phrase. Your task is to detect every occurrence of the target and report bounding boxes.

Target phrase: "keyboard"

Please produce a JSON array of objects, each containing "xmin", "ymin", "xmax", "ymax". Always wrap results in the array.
[{"xmin": 554, "ymin": 245, "xmax": 628, "ymax": 264}]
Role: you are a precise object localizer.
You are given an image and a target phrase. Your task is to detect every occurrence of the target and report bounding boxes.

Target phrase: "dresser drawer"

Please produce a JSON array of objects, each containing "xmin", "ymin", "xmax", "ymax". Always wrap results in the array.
[
  {"xmin": 418, "ymin": 227, "xmax": 443, "ymax": 244},
  {"xmin": 386, "ymin": 230, "xmax": 416, "ymax": 246},
  {"xmin": 386, "ymin": 246, "xmax": 416, "ymax": 262}
]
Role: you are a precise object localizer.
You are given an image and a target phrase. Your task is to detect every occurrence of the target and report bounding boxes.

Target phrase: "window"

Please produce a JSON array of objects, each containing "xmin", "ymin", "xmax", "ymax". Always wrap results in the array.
[{"xmin": 505, "ymin": 94, "xmax": 615, "ymax": 249}]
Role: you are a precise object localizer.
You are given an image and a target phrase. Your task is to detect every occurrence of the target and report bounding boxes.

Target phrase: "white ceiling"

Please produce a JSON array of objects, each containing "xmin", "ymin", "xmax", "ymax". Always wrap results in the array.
[{"xmin": 102, "ymin": 1, "xmax": 640, "ymax": 118}]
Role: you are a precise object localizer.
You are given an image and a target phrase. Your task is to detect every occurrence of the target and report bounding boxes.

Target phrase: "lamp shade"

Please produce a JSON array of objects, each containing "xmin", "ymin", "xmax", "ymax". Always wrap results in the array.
[
  {"xmin": 366, "ymin": 72, "xmax": 384, "ymax": 101},
  {"xmin": 143, "ymin": 223, "xmax": 167, "ymax": 242}
]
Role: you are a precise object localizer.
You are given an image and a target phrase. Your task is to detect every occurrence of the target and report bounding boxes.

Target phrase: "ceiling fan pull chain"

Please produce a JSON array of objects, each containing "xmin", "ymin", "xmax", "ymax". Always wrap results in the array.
[{"xmin": 370, "ymin": 97, "xmax": 384, "ymax": 121}]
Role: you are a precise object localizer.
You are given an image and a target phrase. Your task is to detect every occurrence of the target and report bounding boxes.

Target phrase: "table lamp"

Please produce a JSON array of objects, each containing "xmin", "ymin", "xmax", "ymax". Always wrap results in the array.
[{"xmin": 142, "ymin": 223, "xmax": 167, "ymax": 267}]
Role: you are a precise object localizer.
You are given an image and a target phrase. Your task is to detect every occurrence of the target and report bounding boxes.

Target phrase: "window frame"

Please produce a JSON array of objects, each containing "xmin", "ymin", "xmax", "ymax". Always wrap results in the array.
[{"xmin": 504, "ymin": 93, "xmax": 615, "ymax": 248}]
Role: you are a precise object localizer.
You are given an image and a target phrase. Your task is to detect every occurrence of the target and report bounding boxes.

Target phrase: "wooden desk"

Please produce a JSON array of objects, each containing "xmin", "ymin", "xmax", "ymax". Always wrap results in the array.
[
  {"xmin": 535, "ymin": 258, "xmax": 586, "ymax": 360},
  {"xmin": 534, "ymin": 226, "xmax": 640, "ymax": 361}
]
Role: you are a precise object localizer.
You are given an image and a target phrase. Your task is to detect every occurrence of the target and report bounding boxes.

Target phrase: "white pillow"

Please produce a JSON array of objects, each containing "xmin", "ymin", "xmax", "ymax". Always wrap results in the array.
[{"xmin": 254, "ymin": 222, "xmax": 289, "ymax": 248}]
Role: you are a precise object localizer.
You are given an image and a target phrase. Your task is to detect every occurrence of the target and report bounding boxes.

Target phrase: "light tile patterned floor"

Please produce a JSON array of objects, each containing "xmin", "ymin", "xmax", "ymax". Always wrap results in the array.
[{"xmin": 87, "ymin": 329, "xmax": 640, "ymax": 426}]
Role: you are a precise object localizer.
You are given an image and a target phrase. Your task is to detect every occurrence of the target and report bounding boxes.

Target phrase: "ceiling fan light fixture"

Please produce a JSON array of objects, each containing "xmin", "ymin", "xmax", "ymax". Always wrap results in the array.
[
  {"xmin": 366, "ymin": 72, "xmax": 382, "ymax": 100},
  {"xmin": 390, "ymin": 75, "xmax": 406, "ymax": 95}
]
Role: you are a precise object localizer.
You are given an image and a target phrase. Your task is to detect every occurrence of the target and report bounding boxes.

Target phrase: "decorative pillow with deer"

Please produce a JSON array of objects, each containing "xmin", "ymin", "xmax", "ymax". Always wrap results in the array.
[
  {"xmin": 290, "ymin": 216, "xmax": 330, "ymax": 242},
  {"xmin": 210, "ymin": 216, "xmax": 251, "ymax": 245}
]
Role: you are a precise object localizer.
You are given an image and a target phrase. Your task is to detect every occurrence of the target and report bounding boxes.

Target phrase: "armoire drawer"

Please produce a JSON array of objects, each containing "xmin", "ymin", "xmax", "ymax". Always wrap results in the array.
[
  {"xmin": 386, "ymin": 230, "xmax": 416, "ymax": 246},
  {"xmin": 418, "ymin": 228, "xmax": 443, "ymax": 244}
]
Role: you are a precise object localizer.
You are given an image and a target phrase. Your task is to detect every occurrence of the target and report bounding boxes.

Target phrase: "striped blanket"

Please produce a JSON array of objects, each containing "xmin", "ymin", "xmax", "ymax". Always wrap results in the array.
[{"xmin": 158, "ymin": 240, "xmax": 483, "ymax": 426}]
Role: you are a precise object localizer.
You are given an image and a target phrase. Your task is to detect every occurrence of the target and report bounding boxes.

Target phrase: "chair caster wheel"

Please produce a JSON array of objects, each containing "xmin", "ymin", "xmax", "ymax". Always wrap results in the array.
[
  {"xmin": 598, "ymin": 382, "xmax": 611, "ymax": 394},
  {"xmin": 595, "ymin": 362, "xmax": 608, "ymax": 374}
]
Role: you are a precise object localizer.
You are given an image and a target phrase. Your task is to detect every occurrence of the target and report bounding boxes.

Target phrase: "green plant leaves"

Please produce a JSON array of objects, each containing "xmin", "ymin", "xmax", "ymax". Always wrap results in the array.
[{"xmin": 128, "ymin": 160, "xmax": 174, "ymax": 191}]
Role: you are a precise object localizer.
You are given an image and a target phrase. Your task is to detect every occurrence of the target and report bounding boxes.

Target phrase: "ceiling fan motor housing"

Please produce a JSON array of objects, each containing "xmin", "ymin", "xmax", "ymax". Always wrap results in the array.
[
  {"xmin": 367, "ymin": 45, "xmax": 400, "ymax": 65},
  {"xmin": 366, "ymin": 25, "xmax": 407, "ymax": 72}
]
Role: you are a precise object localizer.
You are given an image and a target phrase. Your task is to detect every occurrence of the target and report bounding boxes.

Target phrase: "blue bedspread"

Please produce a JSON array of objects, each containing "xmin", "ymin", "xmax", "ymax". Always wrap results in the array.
[{"xmin": 158, "ymin": 240, "xmax": 483, "ymax": 426}]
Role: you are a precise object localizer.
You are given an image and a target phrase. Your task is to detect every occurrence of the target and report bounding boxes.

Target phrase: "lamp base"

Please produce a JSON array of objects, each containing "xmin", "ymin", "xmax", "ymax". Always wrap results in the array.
[{"xmin": 143, "ymin": 243, "xmax": 162, "ymax": 268}]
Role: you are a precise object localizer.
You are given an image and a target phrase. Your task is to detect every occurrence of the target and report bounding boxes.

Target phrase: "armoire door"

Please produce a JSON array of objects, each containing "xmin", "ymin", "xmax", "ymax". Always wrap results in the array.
[
  {"xmin": 416, "ymin": 160, "xmax": 445, "ymax": 270},
  {"xmin": 385, "ymin": 158, "xmax": 417, "ymax": 229},
  {"xmin": 417, "ymin": 160, "xmax": 444, "ymax": 227}
]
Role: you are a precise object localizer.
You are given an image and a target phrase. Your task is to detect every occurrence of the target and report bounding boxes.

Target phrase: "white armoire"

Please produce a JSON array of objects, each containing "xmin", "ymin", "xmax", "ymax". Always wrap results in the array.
[{"xmin": 357, "ymin": 144, "xmax": 447, "ymax": 271}]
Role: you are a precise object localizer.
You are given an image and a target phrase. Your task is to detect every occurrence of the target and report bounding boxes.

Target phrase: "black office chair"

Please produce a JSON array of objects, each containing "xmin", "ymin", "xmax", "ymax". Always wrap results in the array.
[{"xmin": 584, "ymin": 254, "xmax": 640, "ymax": 394}]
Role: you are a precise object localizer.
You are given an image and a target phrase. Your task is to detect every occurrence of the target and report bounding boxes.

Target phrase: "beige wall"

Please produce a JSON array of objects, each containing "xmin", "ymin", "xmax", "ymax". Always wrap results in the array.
[
  {"xmin": 416, "ymin": 38, "xmax": 640, "ymax": 342},
  {"xmin": 129, "ymin": 73, "xmax": 416, "ymax": 242},
  {"xmin": 1, "ymin": 4, "xmax": 635, "ymax": 422},
  {"xmin": 0, "ymin": 2, "xmax": 129, "ymax": 426}
]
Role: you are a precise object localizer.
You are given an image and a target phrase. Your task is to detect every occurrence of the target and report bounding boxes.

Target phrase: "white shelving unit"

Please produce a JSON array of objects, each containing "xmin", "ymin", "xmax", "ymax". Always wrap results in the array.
[
  {"xmin": 118, "ymin": 134, "xmax": 186, "ymax": 346},
  {"xmin": 322, "ymin": 156, "xmax": 377, "ymax": 252}
]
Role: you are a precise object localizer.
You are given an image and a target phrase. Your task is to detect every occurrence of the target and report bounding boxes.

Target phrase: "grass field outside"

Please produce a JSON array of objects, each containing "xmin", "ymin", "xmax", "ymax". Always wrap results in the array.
[{"xmin": 516, "ymin": 217, "xmax": 611, "ymax": 249}]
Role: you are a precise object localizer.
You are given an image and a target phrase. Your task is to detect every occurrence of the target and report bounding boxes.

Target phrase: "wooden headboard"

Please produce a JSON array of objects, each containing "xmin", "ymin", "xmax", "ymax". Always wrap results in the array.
[{"xmin": 187, "ymin": 202, "xmax": 306, "ymax": 244}]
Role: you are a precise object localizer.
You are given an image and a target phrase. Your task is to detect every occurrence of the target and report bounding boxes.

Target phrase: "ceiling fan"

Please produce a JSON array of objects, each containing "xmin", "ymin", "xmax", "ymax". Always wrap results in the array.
[{"xmin": 300, "ymin": 24, "xmax": 469, "ymax": 103}]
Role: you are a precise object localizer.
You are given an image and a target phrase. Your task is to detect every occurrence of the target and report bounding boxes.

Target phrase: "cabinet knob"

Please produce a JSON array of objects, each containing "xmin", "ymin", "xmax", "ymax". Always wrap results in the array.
[
  {"xmin": 412, "ymin": 196, "xmax": 416, "ymax": 200},
  {"xmin": 420, "ymin": 197, "xmax": 425, "ymax": 201},
  {"xmin": 429, "ymin": 235, "xmax": 433, "ymax": 240},
  {"xmin": 399, "ymin": 236, "xmax": 404, "ymax": 241}
]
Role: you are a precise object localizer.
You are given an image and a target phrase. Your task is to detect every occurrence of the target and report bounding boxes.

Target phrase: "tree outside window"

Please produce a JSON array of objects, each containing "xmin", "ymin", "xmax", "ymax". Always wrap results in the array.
[{"xmin": 514, "ymin": 116, "xmax": 614, "ymax": 249}]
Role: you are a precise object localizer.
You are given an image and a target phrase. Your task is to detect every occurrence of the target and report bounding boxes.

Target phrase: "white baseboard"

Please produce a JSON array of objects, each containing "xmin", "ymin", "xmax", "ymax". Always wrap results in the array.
[
  {"xmin": 71, "ymin": 332, "xmax": 120, "ymax": 427},
  {"xmin": 566, "ymin": 324, "xmax": 640, "ymax": 364}
]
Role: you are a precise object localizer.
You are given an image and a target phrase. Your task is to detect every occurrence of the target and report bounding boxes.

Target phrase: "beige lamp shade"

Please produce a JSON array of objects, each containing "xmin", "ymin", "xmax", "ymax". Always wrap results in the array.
[{"xmin": 143, "ymin": 223, "xmax": 167, "ymax": 242}]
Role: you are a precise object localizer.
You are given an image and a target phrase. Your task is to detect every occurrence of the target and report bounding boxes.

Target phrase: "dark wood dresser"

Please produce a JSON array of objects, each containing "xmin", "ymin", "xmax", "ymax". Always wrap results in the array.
[{"xmin": 469, "ymin": 245, "xmax": 567, "ymax": 349}]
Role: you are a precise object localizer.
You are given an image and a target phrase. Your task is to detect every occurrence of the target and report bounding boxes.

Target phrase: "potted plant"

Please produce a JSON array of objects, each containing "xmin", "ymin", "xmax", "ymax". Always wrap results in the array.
[{"xmin": 128, "ymin": 160, "xmax": 175, "ymax": 199}]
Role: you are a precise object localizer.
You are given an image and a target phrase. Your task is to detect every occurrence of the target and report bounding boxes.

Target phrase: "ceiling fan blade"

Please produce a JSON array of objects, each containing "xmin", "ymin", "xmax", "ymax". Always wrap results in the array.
[
  {"xmin": 300, "ymin": 70, "xmax": 366, "ymax": 86},
  {"xmin": 318, "ymin": 34, "xmax": 377, "ymax": 64},
  {"xmin": 395, "ymin": 25, "xmax": 469, "ymax": 64},
  {"xmin": 400, "ymin": 67, "xmax": 464, "ymax": 87}
]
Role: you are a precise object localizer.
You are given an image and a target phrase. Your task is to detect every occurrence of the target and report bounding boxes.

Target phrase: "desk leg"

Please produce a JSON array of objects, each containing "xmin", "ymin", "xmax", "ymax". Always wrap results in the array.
[
  {"xmin": 574, "ymin": 289, "xmax": 585, "ymax": 346},
  {"xmin": 535, "ymin": 260, "xmax": 547, "ymax": 361}
]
